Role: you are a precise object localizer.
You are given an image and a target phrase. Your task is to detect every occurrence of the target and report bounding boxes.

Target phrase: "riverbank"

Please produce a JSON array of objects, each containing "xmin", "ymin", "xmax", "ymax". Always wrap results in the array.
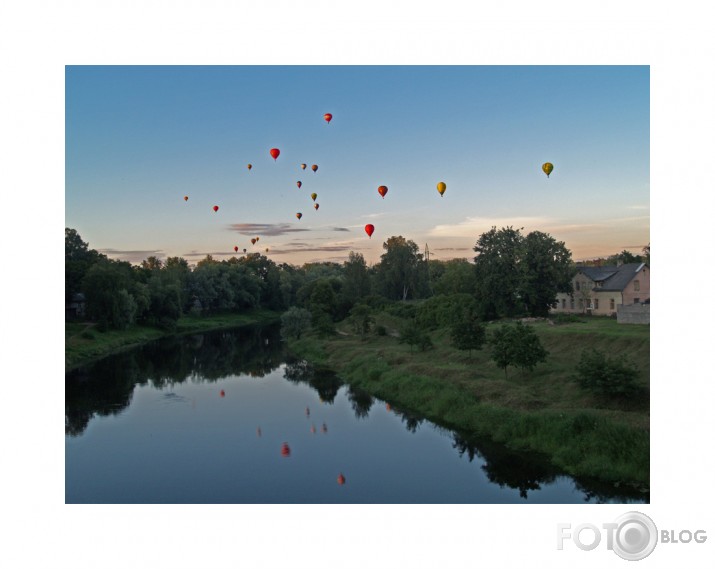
[
  {"xmin": 286, "ymin": 314, "xmax": 650, "ymax": 492},
  {"xmin": 65, "ymin": 309, "xmax": 281, "ymax": 371}
]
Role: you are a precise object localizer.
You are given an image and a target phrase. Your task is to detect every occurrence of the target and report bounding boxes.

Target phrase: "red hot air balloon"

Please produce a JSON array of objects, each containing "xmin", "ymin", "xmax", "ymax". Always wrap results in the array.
[
  {"xmin": 183, "ymin": 195, "xmax": 188, "ymax": 201},
  {"xmin": 234, "ymin": 246, "xmax": 239, "ymax": 252},
  {"xmin": 296, "ymin": 212, "xmax": 303, "ymax": 220},
  {"xmin": 270, "ymin": 148, "xmax": 280, "ymax": 161},
  {"xmin": 213, "ymin": 205, "xmax": 219, "ymax": 212},
  {"xmin": 311, "ymin": 164, "xmax": 318, "ymax": 172},
  {"xmin": 337, "ymin": 473, "xmax": 346, "ymax": 485},
  {"xmin": 281, "ymin": 442, "xmax": 291, "ymax": 457},
  {"xmin": 365, "ymin": 224, "xmax": 375, "ymax": 238},
  {"xmin": 220, "ymin": 390, "xmax": 225, "ymax": 397},
  {"xmin": 324, "ymin": 113, "xmax": 333, "ymax": 124},
  {"xmin": 378, "ymin": 185, "xmax": 388, "ymax": 199},
  {"xmin": 251, "ymin": 238, "xmax": 257, "ymax": 245},
  {"xmin": 296, "ymin": 181, "xmax": 302, "ymax": 189}
]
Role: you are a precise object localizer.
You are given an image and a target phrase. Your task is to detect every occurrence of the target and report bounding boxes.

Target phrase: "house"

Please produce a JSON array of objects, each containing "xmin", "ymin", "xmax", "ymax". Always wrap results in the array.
[
  {"xmin": 65, "ymin": 292, "xmax": 86, "ymax": 320},
  {"xmin": 551, "ymin": 263, "xmax": 650, "ymax": 317}
]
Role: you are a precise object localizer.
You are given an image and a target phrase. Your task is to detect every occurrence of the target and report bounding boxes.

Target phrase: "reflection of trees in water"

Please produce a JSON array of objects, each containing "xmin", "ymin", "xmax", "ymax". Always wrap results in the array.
[
  {"xmin": 283, "ymin": 357, "xmax": 344, "ymax": 404},
  {"xmin": 388, "ymin": 405, "xmax": 424, "ymax": 433},
  {"xmin": 346, "ymin": 385, "xmax": 373, "ymax": 419},
  {"xmin": 452, "ymin": 432, "xmax": 647, "ymax": 502},
  {"xmin": 65, "ymin": 323, "xmax": 285, "ymax": 436}
]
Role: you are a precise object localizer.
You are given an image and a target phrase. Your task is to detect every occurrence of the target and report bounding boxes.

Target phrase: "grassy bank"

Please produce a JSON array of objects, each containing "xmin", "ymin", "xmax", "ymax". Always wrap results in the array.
[
  {"xmin": 287, "ymin": 314, "xmax": 649, "ymax": 491},
  {"xmin": 65, "ymin": 309, "xmax": 280, "ymax": 371}
]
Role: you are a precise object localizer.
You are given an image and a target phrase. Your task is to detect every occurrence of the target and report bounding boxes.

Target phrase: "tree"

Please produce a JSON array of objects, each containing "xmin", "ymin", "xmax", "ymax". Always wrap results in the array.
[
  {"xmin": 433, "ymin": 259, "xmax": 477, "ymax": 296},
  {"xmin": 489, "ymin": 324, "xmax": 516, "ymax": 378},
  {"xmin": 376, "ymin": 236, "xmax": 426, "ymax": 301},
  {"xmin": 349, "ymin": 303, "xmax": 374, "ymax": 339},
  {"xmin": 473, "ymin": 226, "xmax": 524, "ymax": 319},
  {"xmin": 519, "ymin": 231, "xmax": 575, "ymax": 317},
  {"xmin": 450, "ymin": 316, "xmax": 486, "ymax": 357},
  {"xmin": 82, "ymin": 259, "xmax": 137, "ymax": 330},
  {"xmin": 342, "ymin": 252, "xmax": 371, "ymax": 303},
  {"xmin": 511, "ymin": 321, "xmax": 548, "ymax": 373},
  {"xmin": 398, "ymin": 323, "xmax": 433, "ymax": 352},
  {"xmin": 574, "ymin": 349, "xmax": 640, "ymax": 398},
  {"xmin": 280, "ymin": 307, "xmax": 312, "ymax": 340},
  {"xmin": 65, "ymin": 228, "xmax": 105, "ymax": 302}
]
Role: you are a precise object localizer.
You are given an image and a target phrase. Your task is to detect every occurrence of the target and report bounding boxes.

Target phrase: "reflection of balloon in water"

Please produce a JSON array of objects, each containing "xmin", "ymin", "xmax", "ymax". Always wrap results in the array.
[
  {"xmin": 234, "ymin": 246, "xmax": 238, "ymax": 252},
  {"xmin": 321, "ymin": 422, "xmax": 328, "ymax": 433},
  {"xmin": 220, "ymin": 390, "xmax": 225, "ymax": 397},
  {"xmin": 247, "ymin": 164, "xmax": 252, "ymax": 170},
  {"xmin": 437, "ymin": 182, "xmax": 446, "ymax": 197},
  {"xmin": 305, "ymin": 407, "xmax": 310, "ymax": 416},
  {"xmin": 251, "ymin": 238, "xmax": 256, "ymax": 245},
  {"xmin": 323, "ymin": 113, "xmax": 333, "ymax": 124},
  {"xmin": 213, "ymin": 205, "xmax": 219, "ymax": 212},
  {"xmin": 256, "ymin": 427, "xmax": 262, "ymax": 437},
  {"xmin": 311, "ymin": 193, "xmax": 317, "ymax": 201},
  {"xmin": 311, "ymin": 164, "xmax": 318, "ymax": 172},
  {"xmin": 364, "ymin": 224, "xmax": 375, "ymax": 238},
  {"xmin": 378, "ymin": 185, "xmax": 388, "ymax": 199},
  {"xmin": 183, "ymin": 195, "xmax": 188, "ymax": 201},
  {"xmin": 296, "ymin": 181, "xmax": 302, "ymax": 189},
  {"xmin": 281, "ymin": 442, "xmax": 291, "ymax": 457},
  {"xmin": 337, "ymin": 473, "xmax": 346, "ymax": 485},
  {"xmin": 301, "ymin": 163, "xmax": 307, "ymax": 170},
  {"xmin": 542, "ymin": 162, "xmax": 554, "ymax": 178},
  {"xmin": 310, "ymin": 424, "xmax": 316, "ymax": 434},
  {"xmin": 314, "ymin": 203, "xmax": 319, "ymax": 210},
  {"xmin": 270, "ymin": 148, "xmax": 280, "ymax": 161},
  {"xmin": 386, "ymin": 403, "xmax": 391, "ymax": 412},
  {"xmin": 296, "ymin": 212, "xmax": 302, "ymax": 220}
]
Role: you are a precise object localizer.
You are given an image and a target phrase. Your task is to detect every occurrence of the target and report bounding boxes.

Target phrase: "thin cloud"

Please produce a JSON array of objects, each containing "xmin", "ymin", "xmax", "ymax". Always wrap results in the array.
[
  {"xmin": 428, "ymin": 217, "xmax": 550, "ymax": 238},
  {"xmin": 228, "ymin": 223, "xmax": 309, "ymax": 236},
  {"xmin": 268, "ymin": 245, "xmax": 360, "ymax": 255},
  {"xmin": 433, "ymin": 247, "xmax": 472, "ymax": 252},
  {"xmin": 98, "ymin": 249, "xmax": 164, "ymax": 263}
]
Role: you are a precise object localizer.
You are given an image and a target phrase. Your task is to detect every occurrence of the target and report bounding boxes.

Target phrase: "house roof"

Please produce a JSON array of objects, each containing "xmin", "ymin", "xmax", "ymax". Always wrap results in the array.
[{"xmin": 578, "ymin": 263, "xmax": 647, "ymax": 292}]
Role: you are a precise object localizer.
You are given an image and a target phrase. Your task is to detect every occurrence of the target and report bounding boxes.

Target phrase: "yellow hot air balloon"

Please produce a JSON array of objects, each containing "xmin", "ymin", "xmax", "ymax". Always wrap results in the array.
[
  {"xmin": 247, "ymin": 164, "xmax": 252, "ymax": 171},
  {"xmin": 437, "ymin": 181, "xmax": 446, "ymax": 197},
  {"xmin": 310, "ymin": 193, "xmax": 317, "ymax": 201},
  {"xmin": 542, "ymin": 162, "xmax": 554, "ymax": 178}
]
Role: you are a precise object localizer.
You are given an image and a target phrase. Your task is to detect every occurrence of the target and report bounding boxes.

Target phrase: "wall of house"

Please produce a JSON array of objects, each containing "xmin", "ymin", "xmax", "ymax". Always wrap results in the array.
[
  {"xmin": 617, "ymin": 303, "xmax": 650, "ymax": 324},
  {"xmin": 622, "ymin": 265, "xmax": 650, "ymax": 305}
]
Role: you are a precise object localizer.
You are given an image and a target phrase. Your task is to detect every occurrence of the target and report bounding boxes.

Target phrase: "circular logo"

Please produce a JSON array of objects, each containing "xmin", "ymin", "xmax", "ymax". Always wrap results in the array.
[{"xmin": 613, "ymin": 511, "xmax": 658, "ymax": 561}]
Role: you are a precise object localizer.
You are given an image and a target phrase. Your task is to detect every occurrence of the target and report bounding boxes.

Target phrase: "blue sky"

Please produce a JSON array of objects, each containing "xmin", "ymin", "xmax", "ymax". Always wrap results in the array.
[{"xmin": 66, "ymin": 65, "xmax": 649, "ymax": 265}]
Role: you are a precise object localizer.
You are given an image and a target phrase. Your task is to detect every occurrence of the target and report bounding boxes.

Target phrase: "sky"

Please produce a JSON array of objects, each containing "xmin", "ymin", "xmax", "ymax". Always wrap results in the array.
[{"xmin": 66, "ymin": 65, "xmax": 650, "ymax": 266}]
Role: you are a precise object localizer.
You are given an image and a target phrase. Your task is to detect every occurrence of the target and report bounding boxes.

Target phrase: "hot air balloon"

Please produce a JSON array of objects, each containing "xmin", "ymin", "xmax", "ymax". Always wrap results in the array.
[
  {"xmin": 265, "ymin": 248, "xmax": 269, "ymax": 253},
  {"xmin": 311, "ymin": 164, "xmax": 318, "ymax": 172},
  {"xmin": 311, "ymin": 193, "xmax": 317, "ymax": 201},
  {"xmin": 270, "ymin": 148, "xmax": 280, "ymax": 161},
  {"xmin": 378, "ymin": 185, "xmax": 388, "ymax": 199},
  {"xmin": 542, "ymin": 162, "xmax": 554, "ymax": 178},
  {"xmin": 296, "ymin": 212, "xmax": 303, "ymax": 220},
  {"xmin": 281, "ymin": 442, "xmax": 291, "ymax": 457},
  {"xmin": 437, "ymin": 182, "xmax": 446, "ymax": 197},
  {"xmin": 183, "ymin": 195, "xmax": 189, "ymax": 201},
  {"xmin": 251, "ymin": 238, "xmax": 257, "ymax": 245},
  {"xmin": 247, "ymin": 164, "xmax": 252, "ymax": 170},
  {"xmin": 220, "ymin": 390, "xmax": 225, "ymax": 397},
  {"xmin": 301, "ymin": 163, "xmax": 307, "ymax": 170},
  {"xmin": 314, "ymin": 203, "xmax": 319, "ymax": 210},
  {"xmin": 255, "ymin": 237, "xmax": 260, "ymax": 242},
  {"xmin": 323, "ymin": 113, "xmax": 333, "ymax": 124},
  {"xmin": 243, "ymin": 248, "xmax": 247, "ymax": 254},
  {"xmin": 337, "ymin": 473, "xmax": 346, "ymax": 485},
  {"xmin": 365, "ymin": 224, "xmax": 375, "ymax": 238},
  {"xmin": 234, "ymin": 246, "xmax": 239, "ymax": 252},
  {"xmin": 297, "ymin": 181, "xmax": 302, "ymax": 189},
  {"xmin": 213, "ymin": 205, "xmax": 219, "ymax": 212}
]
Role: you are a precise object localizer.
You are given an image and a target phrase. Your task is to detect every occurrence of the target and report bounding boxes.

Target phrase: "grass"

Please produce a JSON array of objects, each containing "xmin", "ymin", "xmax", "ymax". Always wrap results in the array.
[
  {"xmin": 287, "ymin": 313, "xmax": 650, "ymax": 490},
  {"xmin": 65, "ymin": 309, "xmax": 280, "ymax": 371}
]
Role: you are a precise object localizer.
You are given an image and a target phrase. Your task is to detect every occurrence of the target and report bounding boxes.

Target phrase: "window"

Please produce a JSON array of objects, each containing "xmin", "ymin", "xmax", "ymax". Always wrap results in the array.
[
  {"xmin": 594, "ymin": 299, "xmax": 599, "ymax": 310},
  {"xmin": 561, "ymin": 299, "xmax": 566, "ymax": 309},
  {"xmin": 610, "ymin": 298, "xmax": 615, "ymax": 310},
  {"xmin": 579, "ymin": 299, "xmax": 583, "ymax": 309},
  {"xmin": 634, "ymin": 298, "xmax": 640, "ymax": 304},
  {"xmin": 634, "ymin": 280, "xmax": 640, "ymax": 291},
  {"xmin": 575, "ymin": 281, "xmax": 580, "ymax": 291},
  {"xmin": 570, "ymin": 298, "xmax": 574, "ymax": 310}
]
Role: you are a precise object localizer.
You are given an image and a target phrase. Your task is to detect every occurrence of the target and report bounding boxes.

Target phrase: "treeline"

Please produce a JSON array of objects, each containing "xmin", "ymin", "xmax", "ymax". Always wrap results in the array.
[{"xmin": 67, "ymin": 227, "xmax": 580, "ymax": 332}]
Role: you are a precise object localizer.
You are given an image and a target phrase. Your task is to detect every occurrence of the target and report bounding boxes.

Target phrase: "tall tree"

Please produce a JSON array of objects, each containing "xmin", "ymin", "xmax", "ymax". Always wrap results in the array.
[
  {"xmin": 376, "ymin": 236, "xmax": 425, "ymax": 301},
  {"xmin": 342, "ymin": 251, "xmax": 371, "ymax": 303},
  {"xmin": 519, "ymin": 231, "xmax": 575, "ymax": 317},
  {"xmin": 65, "ymin": 228, "xmax": 105, "ymax": 302}
]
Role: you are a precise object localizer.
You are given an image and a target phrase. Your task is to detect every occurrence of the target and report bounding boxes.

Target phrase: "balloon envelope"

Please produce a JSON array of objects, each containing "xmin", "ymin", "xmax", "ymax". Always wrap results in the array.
[
  {"xmin": 296, "ymin": 212, "xmax": 302, "ymax": 220},
  {"xmin": 296, "ymin": 181, "xmax": 302, "ymax": 188},
  {"xmin": 542, "ymin": 162, "xmax": 554, "ymax": 177},
  {"xmin": 247, "ymin": 164, "xmax": 252, "ymax": 170},
  {"xmin": 243, "ymin": 248, "xmax": 247, "ymax": 253},
  {"xmin": 213, "ymin": 205, "xmax": 219, "ymax": 212},
  {"xmin": 337, "ymin": 473, "xmax": 346, "ymax": 485},
  {"xmin": 234, "ymin": 246, "xmax": 238, "ymax": 252},
  {"xmin": 311, "ymin": 193, "xmax": 317, "ymax": 201},
  {"xmin": 378, "ymin": 185, "xmax": 388, "ymax": 199},
  {"xmin": 324, "ymin": 113, "xmax": 333, "ymax": 123},
  {"xmin": 281, "ymin": 443, "xmax": 291, "ymax": 457},
  {"xmin": 314, "ymin": 203, "xmax": 319, "ymax": 210},
  {"xmin": 311, "ymin": 164, "xmax": 318, "ymax": 172},
  {"xmin": 301, "ymin": 163, "xmax": 307, "ymax": 170},
  {"xmin": 270, "ymin": 148, "xmax": 280, "ymax": 161},
  {"xmin": 365, "ymin": 224, "xmax": 375, "ymax": 238},
  {"xmin": 183, "ymin": 195, "xmax": 188, "ymax": 201},
  {"xmin": 251, "ymin": 238, "xmax": 256, "ymax": 245},
  {"xmin": 437, "ymin": 182, "xmax": 446, "ymax": 196}
]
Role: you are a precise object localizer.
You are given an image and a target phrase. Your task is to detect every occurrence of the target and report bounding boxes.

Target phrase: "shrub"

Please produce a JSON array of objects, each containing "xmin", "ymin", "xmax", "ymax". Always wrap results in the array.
[
  {"xmin": 416, "ymin": 293, "xmax": 478, "ymax": 330},
  {"xmin": 398, "ymin": 323, "xmax": 433, "ymax": 352},
  {"xmin": 375, "ymin": 325, "xmax": 387, "ymax": 336},
  {"xmin": 450, "ymin": 317, "xmax": 486, "ymax": 356},
  {"xmin": 574, "ymin": 349, "xmax": 640, "ymax": 398},
  {"xmin": 386, "ymin": 302, "xmax": 418, "ymax": 319}
]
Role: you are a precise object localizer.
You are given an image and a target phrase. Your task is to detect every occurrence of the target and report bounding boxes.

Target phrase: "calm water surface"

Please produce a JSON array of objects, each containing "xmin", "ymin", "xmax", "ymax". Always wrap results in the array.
[{"xmin": 65, "ymin": 323, "xmax": 647, "ymax": 504}]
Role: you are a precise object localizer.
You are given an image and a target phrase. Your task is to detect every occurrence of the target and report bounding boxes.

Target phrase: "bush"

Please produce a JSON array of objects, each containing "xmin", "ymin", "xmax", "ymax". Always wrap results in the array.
[
  {"xmin": 80, "ymin": 329, "xmax": 96, "ymax": 340},
  {"xmin": 574, "ymin": 349, "xmax": 640, "ymax": 398},
  {"xmin": 551, "ymin": 313, "xmax": 584, "ymax": 324},
  {"xmin": 281, "ymin": 307, "xmax": 312, "ymax": 340},
  {"xmin": 386, "ymin": 302, "xmax": 418, "ymax": 319},
  {"xmin": 416, "ymin": 293, "xmax": 478, "ymax": 330},
  {"xmin": 375, "ymin": 325, "xmax": 387, "ymax": 336},
  {"xmin": 398, "ymin": 323, "xmax": 433, "ymax": 352}
]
